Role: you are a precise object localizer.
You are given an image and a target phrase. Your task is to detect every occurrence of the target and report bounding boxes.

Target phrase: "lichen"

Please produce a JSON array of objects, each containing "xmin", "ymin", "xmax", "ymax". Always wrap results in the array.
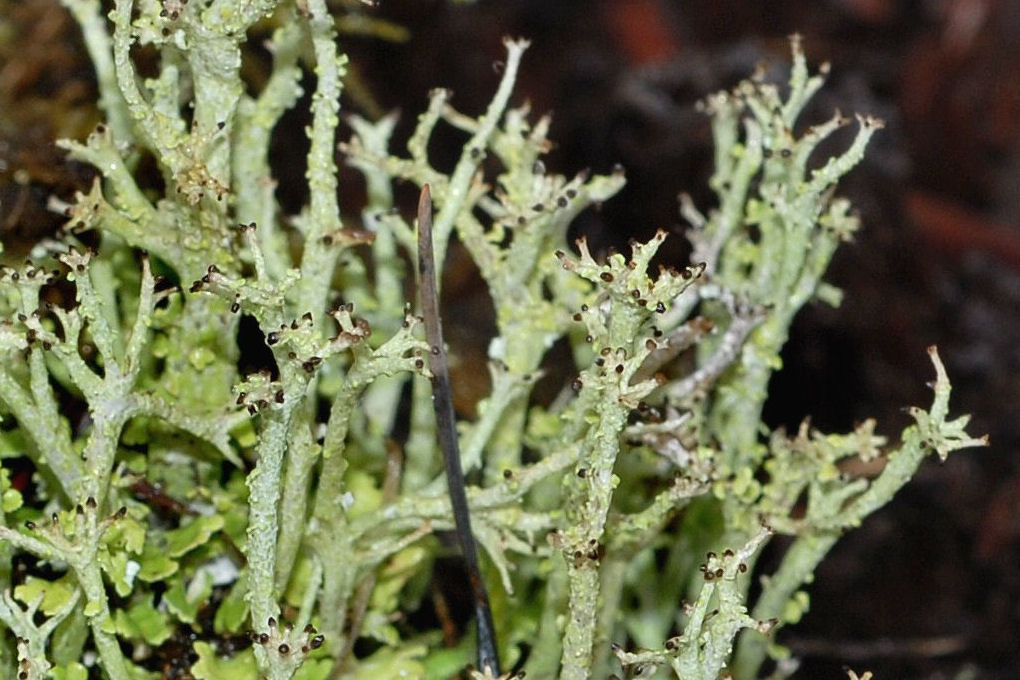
[{"xmin": 0, "ymin": 4, "xmax": 985, "ymax": 680}]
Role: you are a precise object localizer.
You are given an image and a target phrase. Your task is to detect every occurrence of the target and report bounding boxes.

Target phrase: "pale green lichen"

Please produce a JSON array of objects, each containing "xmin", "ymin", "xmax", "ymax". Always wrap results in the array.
[{"xmin": 0, "ymin": 4, "xmax": 986, "ymax": 680}]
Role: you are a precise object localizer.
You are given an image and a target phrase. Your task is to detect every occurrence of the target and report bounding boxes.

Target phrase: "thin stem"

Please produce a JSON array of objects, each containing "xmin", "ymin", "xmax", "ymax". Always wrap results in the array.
[{"xmin": 417, "ymin": 185, "xmax": 500, "ymax": 676}]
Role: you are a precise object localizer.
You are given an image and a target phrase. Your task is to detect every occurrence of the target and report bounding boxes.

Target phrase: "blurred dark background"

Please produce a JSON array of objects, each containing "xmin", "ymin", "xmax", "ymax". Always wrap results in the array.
[{"xmin": 2, "ymin": 0, "xmax": 1018, "ymax": 677}]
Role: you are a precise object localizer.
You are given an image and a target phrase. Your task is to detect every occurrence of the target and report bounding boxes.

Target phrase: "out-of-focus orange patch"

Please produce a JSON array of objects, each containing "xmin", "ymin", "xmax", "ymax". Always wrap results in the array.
[
  {"xmin": 603, "ymin": 0, "xmax": 679, "ymax": 66},
  {"xmin": 904, "ymin": 190, "xmax": 1020, "ymax": 271}
]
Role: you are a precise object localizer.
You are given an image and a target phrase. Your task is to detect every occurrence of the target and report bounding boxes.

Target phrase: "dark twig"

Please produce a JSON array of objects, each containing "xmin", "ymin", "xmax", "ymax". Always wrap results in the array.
[
  {"xmin": 785, "ymin": 633, "xmax": 969, "ymax": 660},
  {"xmin": 417, "ymin": 184, "xmax": 501, "ymax": 676}
]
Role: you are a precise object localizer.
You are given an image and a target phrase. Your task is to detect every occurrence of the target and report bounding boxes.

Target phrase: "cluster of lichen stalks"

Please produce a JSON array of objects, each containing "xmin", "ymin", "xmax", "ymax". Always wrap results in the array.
[{"xmin": 0, "ymin": 2, "xmax": 988, "ymax": 679}]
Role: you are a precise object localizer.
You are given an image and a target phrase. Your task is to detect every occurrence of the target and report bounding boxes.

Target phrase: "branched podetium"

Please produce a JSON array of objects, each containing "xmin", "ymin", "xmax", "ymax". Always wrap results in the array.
[{"xmin": 416, "ymin": 185, "xmax": 501, "ymax": 676}]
